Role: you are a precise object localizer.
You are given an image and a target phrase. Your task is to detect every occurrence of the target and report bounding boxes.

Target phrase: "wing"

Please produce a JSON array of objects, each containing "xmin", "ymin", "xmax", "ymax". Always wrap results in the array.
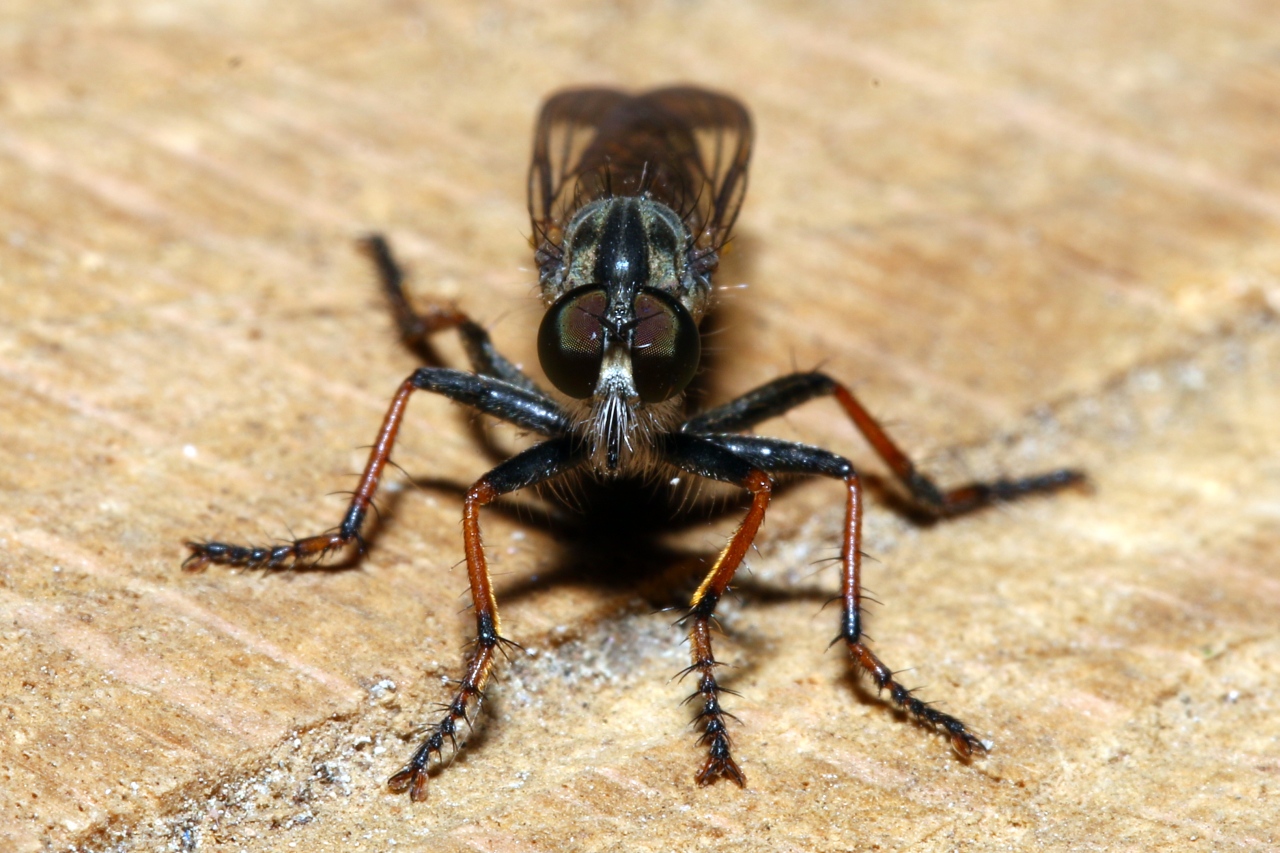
[{"xmin": 528, "ymin": 86, "xmax": 753, "ymax": 253}]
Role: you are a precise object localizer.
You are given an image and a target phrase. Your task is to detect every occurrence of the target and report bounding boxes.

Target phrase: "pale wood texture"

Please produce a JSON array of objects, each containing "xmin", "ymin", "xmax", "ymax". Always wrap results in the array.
[{"xmin": 3, "ymin": 2, "xmax": 1279, "ymax": 851}]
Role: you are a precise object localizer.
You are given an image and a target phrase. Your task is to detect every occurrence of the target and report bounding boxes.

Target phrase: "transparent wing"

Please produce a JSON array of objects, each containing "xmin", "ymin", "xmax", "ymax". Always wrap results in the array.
[{"xmin": 528, "ymin": 86, "xmax": 753, "ymax": 252}]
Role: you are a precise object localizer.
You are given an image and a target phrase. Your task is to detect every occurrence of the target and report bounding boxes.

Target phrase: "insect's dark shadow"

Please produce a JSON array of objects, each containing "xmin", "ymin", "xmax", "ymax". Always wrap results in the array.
[
  {"xmin": 380, "ymin": 472, "xmax": 805, "ymax": 776},
  {"xmin": 405, "ymin": 474, "xmax": 738, "ymax": 602},
  {"xmin": 384, "ymin": 466, "xmax": 977, "ymax": 773}
]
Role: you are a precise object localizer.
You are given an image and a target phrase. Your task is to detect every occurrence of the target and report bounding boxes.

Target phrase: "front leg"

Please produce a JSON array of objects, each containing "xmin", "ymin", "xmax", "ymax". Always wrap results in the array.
[
  {"xmin": 184, "ymin": 368, "xmax": 571, "ymax": 570},
  {"xmin": 683, "ymin": 372, "xmax": 1083, "ymax": 516},
  {"xmin": 711, "ymin": 435, "xmax": 987, "ymax": 756},
  {"xmin": 663, "ymin": 434, "xmax": 776, "ymax": 786},
  {"xmin": 388, "ymin": 435, "xmax": 586, "ymax": 801}
]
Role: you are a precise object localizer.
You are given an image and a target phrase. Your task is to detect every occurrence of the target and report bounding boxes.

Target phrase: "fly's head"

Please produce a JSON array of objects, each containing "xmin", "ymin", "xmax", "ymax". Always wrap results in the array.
[{"xmin": 537, "ymin": 197, "xmax": 711, "ymax": 473}]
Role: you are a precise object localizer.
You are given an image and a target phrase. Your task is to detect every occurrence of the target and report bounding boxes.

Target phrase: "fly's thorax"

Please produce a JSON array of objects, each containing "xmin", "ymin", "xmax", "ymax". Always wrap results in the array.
[{"xmin": 540, "ymin": 197, "xmax": 712, "ymax": 321}]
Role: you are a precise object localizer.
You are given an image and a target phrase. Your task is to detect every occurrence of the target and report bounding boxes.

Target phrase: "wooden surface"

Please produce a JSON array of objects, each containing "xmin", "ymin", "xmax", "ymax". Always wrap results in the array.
[{"xmin": 3, "ymin": 2, "xmax": 1278, "ymax": 850}]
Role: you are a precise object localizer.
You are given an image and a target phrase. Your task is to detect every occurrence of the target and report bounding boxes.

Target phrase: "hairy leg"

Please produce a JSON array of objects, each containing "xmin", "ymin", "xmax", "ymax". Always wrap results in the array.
[
  {"xmin": 684, "ymin": 433, "xmax": 989, "ymax": 757},
  {"xmin": 683, "ymin": 371, "xmax": 1082, "ymax": 516},
  {"xmin": 360, "ymin": 234, "xmax": 546, "ymax": 395},
  {"xmin": 184, "ymin": 368, "xmax": 570, "ymax": 570},
  {"xmin": 663, "ymin": 434, "xmax": 779, "ymax": 785},
  {"xmin": 388, "ymin": 436, "xmax": 585, "ymax": 800}
]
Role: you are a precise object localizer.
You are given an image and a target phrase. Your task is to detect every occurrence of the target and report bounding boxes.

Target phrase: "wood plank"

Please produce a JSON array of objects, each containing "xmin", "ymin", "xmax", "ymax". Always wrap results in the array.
[{"xmin": 1, "ymin": 1, "xmax": 1277, "ymax": 850}]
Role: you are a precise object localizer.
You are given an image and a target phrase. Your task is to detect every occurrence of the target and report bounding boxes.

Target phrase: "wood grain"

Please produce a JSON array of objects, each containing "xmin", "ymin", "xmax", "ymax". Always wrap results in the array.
[{"xmin": 2, "ymin": 2, "xmax": 1277, "ymax": 850}]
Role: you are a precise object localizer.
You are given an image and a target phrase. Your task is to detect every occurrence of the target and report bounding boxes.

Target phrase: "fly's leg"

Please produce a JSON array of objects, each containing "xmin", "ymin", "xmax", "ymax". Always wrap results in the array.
[
  {"xmin": 664, "ymin": 435, "xmax": 781, "ymax": 785},
  {"xmin": 832, "ymin": 464, "xmax": 985, "ymax": 754},
  {"xmin": 360, "ymin": 234, "xmax": 545, "ymax": 394},
  {"xmin": 682, "ymin": 371, "xmax": 1082, "ymax": 748},
  {"xmin": 685, "ymin": 470, "xmax": 771, "ymax": 785},
  {"xmin": 184, "ymin": 368, "xmax": 570, "ymax": 571},
  {"xmin": 388, "ymin": 436, "xmax": 585, "ymax": 800},
  {"xmin": 679, "ymin": 434, "xmax": 988, "ymax": 756},
  {"xmin": 683, "ymin": 372, "xmax": 1083, "ymax": 517}
]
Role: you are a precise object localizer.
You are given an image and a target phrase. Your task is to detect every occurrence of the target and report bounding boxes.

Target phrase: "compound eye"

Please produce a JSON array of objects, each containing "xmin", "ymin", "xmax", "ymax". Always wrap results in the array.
[
  {"xmin": 538, "ymin": 287, "xmax": 608, "ymax": 398},
  {"xmin": 631, "ymin": 290, "xmax": 701, "ymax": 403}
]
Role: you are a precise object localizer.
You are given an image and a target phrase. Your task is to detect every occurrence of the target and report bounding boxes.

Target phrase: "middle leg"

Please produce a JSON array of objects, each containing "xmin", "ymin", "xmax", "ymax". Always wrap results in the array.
[
  {"xmin": 184, "ymin": 368, "xmax": 570, "ymax": 571},
  {"xmin": 682, "ymin": 371, "xmax": 1083, "ymax": 517},
  {"xmin": 833, "ymin": 461, "xmax": 987, "ymax": 756}
]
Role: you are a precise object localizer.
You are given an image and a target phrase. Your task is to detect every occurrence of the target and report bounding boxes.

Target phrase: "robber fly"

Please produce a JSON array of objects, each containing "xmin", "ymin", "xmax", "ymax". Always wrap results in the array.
[{"xmin": 185, "ymin": 87, "xmax": 1082, "ymax": 800}]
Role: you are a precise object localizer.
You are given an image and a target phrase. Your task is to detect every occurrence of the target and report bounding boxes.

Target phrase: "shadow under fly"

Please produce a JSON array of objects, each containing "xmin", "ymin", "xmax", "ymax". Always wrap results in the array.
[{"xmin": 184, "ymin": 86, "xmax": 1084, "ymax": 801}]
